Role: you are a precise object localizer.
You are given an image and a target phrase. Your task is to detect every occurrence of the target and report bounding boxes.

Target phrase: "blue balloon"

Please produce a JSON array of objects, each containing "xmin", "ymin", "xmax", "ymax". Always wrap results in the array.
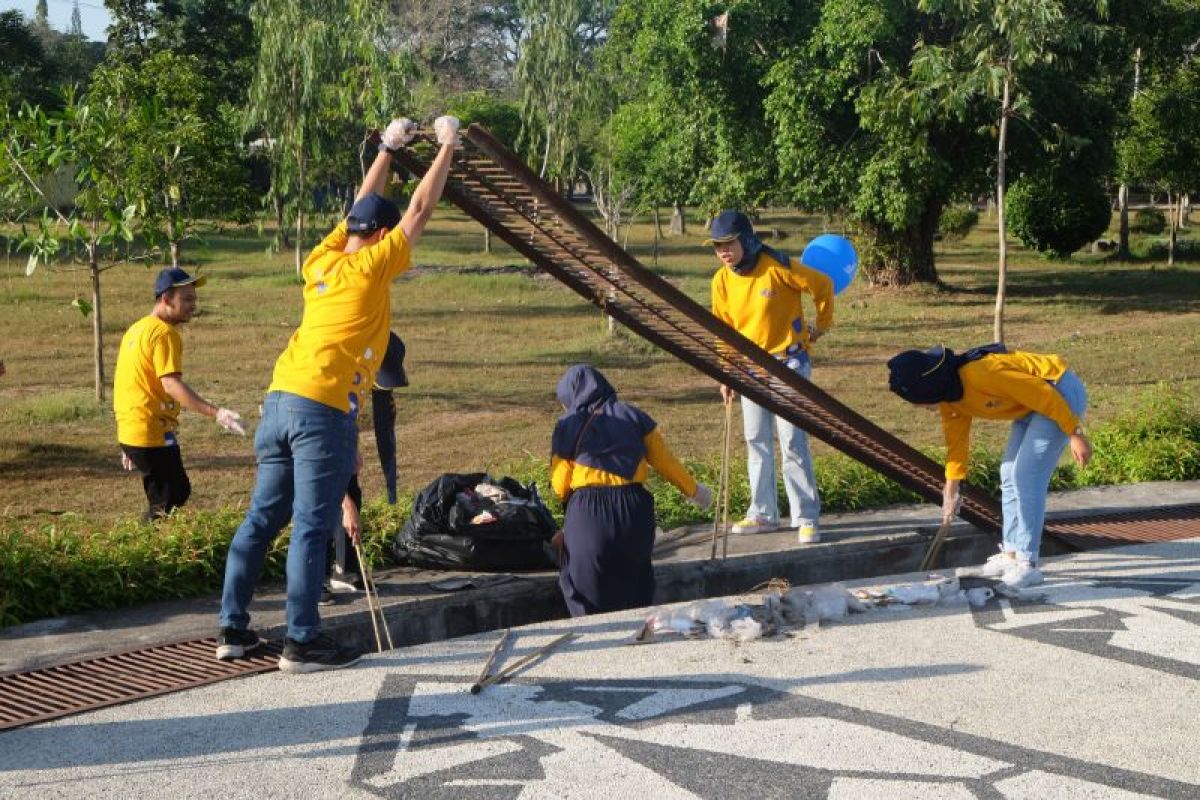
[{"xmin": 800, "ymin": 234, "xmax": 858, "ymax": 294}]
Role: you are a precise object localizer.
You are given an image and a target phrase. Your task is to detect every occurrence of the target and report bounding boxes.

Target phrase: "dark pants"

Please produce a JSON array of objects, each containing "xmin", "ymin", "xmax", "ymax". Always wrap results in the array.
[
  {"xmin": 328, "ymin": 473, "xmax": 363, "ymax": 577},
  {"xmin": 559, "ymin": 484, "xmax": 656, "ymax": 617},
  {"xmin": 121, "ymin": 443, "xmax": 191, "ymax": 520},
  {"xmin": 371, "ymin": 388, "xmax": 397, "ymax": 504}
]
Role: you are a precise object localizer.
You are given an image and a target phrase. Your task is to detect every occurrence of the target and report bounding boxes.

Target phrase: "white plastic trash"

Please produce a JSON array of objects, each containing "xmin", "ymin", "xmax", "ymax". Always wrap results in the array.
[
  {"xmin": 884, "ymin": 582, "xmax": 942, "ymax": 605},
  {"xmin": 965, "ymin": 587, "xmax": 995, "ymax": 608},
  {"xmin": 728, "ymin": 617, "xmax": 763, "ymax": 642}
]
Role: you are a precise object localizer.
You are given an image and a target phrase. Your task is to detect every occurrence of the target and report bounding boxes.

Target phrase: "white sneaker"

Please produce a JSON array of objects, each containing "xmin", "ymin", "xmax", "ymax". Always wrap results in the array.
[
  {"xmin": 1001, "ymin": 561, "xmax": 1044, "ymax": 588},
  {"xmin": 797, "ymin": 524, "xmax": 820, "ymax": 544},
  {"xmin": 731, "ymin": 516, "xmax": 778, "ymax": 535},
  {"xmin": 979, "ymin": 552, "xmax": 1016, "ymax": 578},
  {"xmin": 329, "ymin": 573, "xmax": 362, "ymax": 593}
]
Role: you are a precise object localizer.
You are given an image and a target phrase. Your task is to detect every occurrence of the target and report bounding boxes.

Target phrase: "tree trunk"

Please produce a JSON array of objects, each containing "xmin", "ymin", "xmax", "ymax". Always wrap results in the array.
[
  {"xmin": 669, "ymin": 203, "xmax": 686, "ymax": 236},
  {"xmin": 484, "ymin": 228, "xmax": 492, "ymax": 254},
  {"xmin": 855, "ymin": 210, "xmax": 940, "ymax": 286},
  {"xmin": 90, "ymin": 250, "xmax": 105, "ymax": 403},
  {"xmin": 1117, "ymin": 183, "xmax": 1131, "ymax": 260},
  {"xmin": 1180, "ymin": 194, "xmax": 1189, "ymax": 230},
  {"xmin": 1168, "ymin": 193, "xmax": 1178, "ymax": 268},
  {"xmin": 652, "ymin": 206, "xmax": 661, "ymax": 266},
  {"xmin": 994, "ymin": 72, "xmax": 1011, "ymax": 346},
  {"xmin": 294, "ymin": 149, "xmax": 305, "ymax": 275}
]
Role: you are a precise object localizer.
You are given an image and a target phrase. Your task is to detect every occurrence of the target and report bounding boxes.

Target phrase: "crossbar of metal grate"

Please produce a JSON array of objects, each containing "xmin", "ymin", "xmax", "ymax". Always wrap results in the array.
[
  {"xmin": 393, "ymin": 126, "xmax": 1006, "ymax": 535},
  {"xmin": 0, "ymin": 639, "xmax": 280, "ymax": 731},
  {"xmin": 1046, "ymin": 504, "xmax": 1200, "ymax": 550}
]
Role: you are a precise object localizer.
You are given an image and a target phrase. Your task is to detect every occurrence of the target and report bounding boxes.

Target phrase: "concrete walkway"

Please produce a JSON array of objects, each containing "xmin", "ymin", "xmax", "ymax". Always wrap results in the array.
[
  {"xmin": 3, "ymin": 481, "xmax": 1199, "ymax": 674},
  {"xmin": 1, "ymin": 535, "xmax": 1197, "ymax": 798}
]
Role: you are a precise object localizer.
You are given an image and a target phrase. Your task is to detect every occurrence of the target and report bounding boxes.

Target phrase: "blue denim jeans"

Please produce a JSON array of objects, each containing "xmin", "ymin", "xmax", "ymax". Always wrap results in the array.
[
  {"xmin": 740, "ymin": 353, "xmax": 821, "ymax": 527},
  {"xmin": 219, "ymin": 391, "xmax": 356, "ymax": 642},
  {"xmin": 999, "ymin": 370, "xmax": 1088, "ymax": 563}
]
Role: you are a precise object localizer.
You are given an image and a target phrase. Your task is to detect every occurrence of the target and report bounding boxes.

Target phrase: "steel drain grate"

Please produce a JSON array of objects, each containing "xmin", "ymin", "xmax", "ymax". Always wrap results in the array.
[
  {"xmin": 0, "ymin": 638, "xmax": 280, "ymax": 731},
  {"xmin": 1048, "ymin": 504, "xmax": 1200, "ymax": 551}
]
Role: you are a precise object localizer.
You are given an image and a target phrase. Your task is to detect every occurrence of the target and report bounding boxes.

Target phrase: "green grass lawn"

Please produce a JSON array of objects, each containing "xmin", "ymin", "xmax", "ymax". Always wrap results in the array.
[{"xmin": 1, "ymin": 205, "xmax": 1197, "ymax": 530}]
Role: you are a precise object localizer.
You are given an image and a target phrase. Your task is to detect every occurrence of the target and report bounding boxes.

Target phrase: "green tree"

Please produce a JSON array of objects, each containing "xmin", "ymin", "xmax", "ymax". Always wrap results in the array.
[
  {"xmin": 1, "ymin": 95, "xmax": 148, "ymax": 402},
  {"xmin": 155, "ymin": 0, "xmax": 257, "ymax": 109},
  {"xmin": 1109, "ymin": 0, "xmax": 1200, "ymax": 259},
  {"xmin": 605, "ymin": 0, "xmax": 793, "ymax": 234},
  {"xmin": 245, "ymin": 0, "xmax": 409, "ymax": 271},
  {"xmin": 881, "ymin": 0, "xmax": 1108, "ymax": 340},
  {"xmin": 1118, "ymin": 58, "xmax": 1200, "ymax": 266},
  {"xmin": 0, "ymin": 11, "xmax": 57, "ymax": 110},
  {"xmin": 87, "ymin": 52, "xmax": 251, "ymax": 267},
  {"xmin": 765, "ymin": 1, "xmax": 992, "ymax": 285}
]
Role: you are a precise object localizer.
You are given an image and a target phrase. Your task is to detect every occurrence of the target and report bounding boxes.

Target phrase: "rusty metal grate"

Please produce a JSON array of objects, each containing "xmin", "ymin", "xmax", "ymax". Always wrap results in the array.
[
  {"xmin": 393, "ymin": 127, "xmax": 1006, "ymax": 536},
  {"xmin": 1047, "ymin": 504, "xmax": 1200, "ymax": 551},
  {"xmin": 0, "ymin": 638, "xmax": 280, "ymax": 731}
]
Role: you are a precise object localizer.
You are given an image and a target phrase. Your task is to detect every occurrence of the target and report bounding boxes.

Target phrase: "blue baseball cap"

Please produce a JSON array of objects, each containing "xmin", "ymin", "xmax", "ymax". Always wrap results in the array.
[
  {"xmin": 703, "ymin": 210, "xmax": 755, "ymax": 245},
  {"xmin": 153, "ymin": 267, "xmax": 206, "ymax": 298},
  {"xmin": 346, "ymin": 192, "xmax": 401, "ymax": 234}
]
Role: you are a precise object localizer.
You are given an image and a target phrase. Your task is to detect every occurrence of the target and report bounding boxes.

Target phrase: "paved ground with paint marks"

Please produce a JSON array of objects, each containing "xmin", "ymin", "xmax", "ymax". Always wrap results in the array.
[{"xmin": 1, "ymin": 538, "xmax": 1197, "ymax": 799}]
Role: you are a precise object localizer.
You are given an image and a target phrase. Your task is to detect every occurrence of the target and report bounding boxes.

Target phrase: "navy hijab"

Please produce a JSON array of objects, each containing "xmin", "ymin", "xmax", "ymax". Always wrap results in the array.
[
  {"xmin": 887, "ymin": 343, "xmax": 1007, "ymax": 404},
  {"xmin": 551, "ymin": 365, "xmax": 656, "ymax": 481},
  {"xmin": 708, "ymin": 210, "xmax": 791, "ymax": 275}
]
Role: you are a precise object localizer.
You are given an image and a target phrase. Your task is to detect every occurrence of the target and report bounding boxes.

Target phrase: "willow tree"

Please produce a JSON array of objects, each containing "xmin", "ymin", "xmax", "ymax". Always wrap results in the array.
[
  {"xmin": 245, "ymin": 0, "xmax": 408, "ymax": 271},
  {"xmin": 514, "ymin": 0, "xmax": 615, "ymax": 187}
]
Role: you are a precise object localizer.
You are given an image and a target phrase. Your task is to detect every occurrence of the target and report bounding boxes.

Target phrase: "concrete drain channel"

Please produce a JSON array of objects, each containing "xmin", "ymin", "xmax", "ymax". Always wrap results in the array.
[{"xmin": 2, "ymin": 504, "xmax": 1198, "ymax": 732}]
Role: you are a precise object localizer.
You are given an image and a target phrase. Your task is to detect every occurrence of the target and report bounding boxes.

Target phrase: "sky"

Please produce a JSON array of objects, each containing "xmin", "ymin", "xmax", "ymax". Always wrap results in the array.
[{"xmin": 3, "ymin": 0, "xmax": 112, "ymax": 42}]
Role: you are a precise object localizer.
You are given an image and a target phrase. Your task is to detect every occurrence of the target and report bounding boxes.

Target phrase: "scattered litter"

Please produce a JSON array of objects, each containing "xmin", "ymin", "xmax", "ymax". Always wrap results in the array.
[
  {"xmin": 728, "ymin": 617, "xmax": 763, "ymax": 642},
  {"xmin": 633, "ymin": 569, "xmax": 1043, "ymax": 646}
]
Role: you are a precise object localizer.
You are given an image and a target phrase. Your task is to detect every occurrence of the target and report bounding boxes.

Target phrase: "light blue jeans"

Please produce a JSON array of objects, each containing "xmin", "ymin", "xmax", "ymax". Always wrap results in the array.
[
  {"xmin": 999, "ymin": 370, "xmax": 1087, "ymax": 563},
  {"xmin": 741, "ymin": 353, "xmax": 820, "ymax": 527},
  {"xmin": 219, "ymin": 391, "xmax": 356, "ymax": 642}
]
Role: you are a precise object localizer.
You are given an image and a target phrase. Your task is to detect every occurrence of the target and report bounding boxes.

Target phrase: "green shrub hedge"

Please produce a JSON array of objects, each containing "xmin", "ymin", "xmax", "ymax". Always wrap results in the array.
[
  {"xmin": 938, "ymin": 205, "xmax": 980, "ymax": 241},
  {"xmin": 1131, "ymin": 207, "xmax": 1167, "ymax": 235},
  {"xmin": 2, "ymin": 387, "xmax": 1196, "ymax": 627}
]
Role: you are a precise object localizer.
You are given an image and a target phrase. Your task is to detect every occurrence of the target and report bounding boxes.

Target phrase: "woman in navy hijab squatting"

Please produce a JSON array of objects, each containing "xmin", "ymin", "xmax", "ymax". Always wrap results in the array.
[{"xmin": 550, "ymin": 365, "xmax": 713, "ymax": 616}]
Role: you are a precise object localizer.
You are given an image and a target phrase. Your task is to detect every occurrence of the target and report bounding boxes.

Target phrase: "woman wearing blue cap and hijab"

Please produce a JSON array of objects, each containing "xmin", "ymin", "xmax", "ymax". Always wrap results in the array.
[
  {"xmin": 708, "ymin": 210, "xmax": 835, "ymax": 544},
  {"xmin": 551, "ymin": 365, "xmax": 712, "ymax": 616},
  {"xmin": 887, "ymin": 344, "xmax": 1093, "ymax": 587}
]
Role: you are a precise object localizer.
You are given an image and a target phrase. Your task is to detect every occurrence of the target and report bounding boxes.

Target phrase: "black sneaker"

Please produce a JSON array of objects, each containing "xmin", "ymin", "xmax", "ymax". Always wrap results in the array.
[
  {"xmin": 319, "ymin": 585, "xmax": 336, "ymax": 606},
  {"xmin": 278, "ymin": 633, "xmax": 362, "ymax": 674},
  {"xmin": 215, "ymin": 627, "xmax": 262, "ymax": 661}
]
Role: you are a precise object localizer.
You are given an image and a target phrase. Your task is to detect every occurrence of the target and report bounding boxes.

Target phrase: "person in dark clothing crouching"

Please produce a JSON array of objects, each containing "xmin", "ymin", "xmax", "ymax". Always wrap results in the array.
[{"xmin": 550, "ymin": 364, "xmax": 712, "ymax": 616}]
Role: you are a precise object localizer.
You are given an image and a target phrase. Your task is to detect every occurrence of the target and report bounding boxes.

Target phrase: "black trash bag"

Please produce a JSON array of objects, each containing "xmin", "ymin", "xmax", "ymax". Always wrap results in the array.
[{"xmin": 393, "ymin": 472, "xmax": 558, "ymax": 571}]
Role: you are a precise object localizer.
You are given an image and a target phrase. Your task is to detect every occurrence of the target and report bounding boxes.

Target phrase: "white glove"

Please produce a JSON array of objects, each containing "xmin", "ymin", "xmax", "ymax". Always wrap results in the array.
[
  {"xmin": 381, "ymin": 117, "xmax": 417, "ymax": 150},
  {"xmin": 688, "ymin": 483, "xmax": 714, "ymax": 511},
  {"xmin": 216, "ymin": 408, "xmax": 246, "ymax": 436},
  {"xmin": 941, "ymin": 484, "xmax": 962, "ymax": 519},
  {"xmin": 121, "ymin": 452, "xmax": 135, "ymax": 471},
  {"xmin": 433, "ymin": 115, "xmax": 461, "ymax": 146}
]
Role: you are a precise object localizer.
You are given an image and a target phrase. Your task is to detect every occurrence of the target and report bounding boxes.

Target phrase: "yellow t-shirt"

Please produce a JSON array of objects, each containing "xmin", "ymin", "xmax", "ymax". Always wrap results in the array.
[
  {"xmin": 268, "ymin": 221, "xmax": 412, "ymax": 413},
  {"xmin": 940, "ymin": 351, "xmax": 1078, "ymax": 480},
  {"xmin": 711, "ymin": 250, "xmax": 835, "ymax": 355},
  {"xmin": 550, "ymin": 428, "xmax": 698, "ymax": 502},
  {"xmin": 113, "ymin": 315, "xmax": 184, "ymax": 447}
]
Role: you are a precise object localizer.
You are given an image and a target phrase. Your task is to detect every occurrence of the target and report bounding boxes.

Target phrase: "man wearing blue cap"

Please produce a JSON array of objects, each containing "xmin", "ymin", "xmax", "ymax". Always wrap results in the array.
[
  {"xmin": 113, "ymin": 268, "xmax": 246, "ymax": 520},
  {"xmin": 217, "ymin": 115, "xmax": 461, "ymax": 673},
  {"xmin": 707, "ymin": 210, "xmax": 834, "ymax": 543}
]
